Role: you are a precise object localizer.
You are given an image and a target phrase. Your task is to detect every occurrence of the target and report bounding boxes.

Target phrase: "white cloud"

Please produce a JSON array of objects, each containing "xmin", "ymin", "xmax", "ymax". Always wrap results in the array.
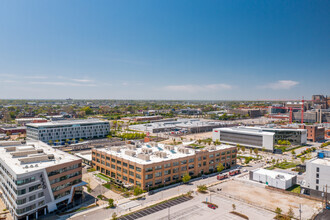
[
  {"xmin": 164, "ymin": 83, "xmax": 232, "ymax": 92},
  {"xmin": 263, "ymin": 80, "xmax": 299, "ymax": 90},
  {"xmin": 28, "ymin": 81, "xmax": 96, "ymax": 87},
  {"xmin": 72, "ymin": 79, "xmax": 94, "ymax": 83}
]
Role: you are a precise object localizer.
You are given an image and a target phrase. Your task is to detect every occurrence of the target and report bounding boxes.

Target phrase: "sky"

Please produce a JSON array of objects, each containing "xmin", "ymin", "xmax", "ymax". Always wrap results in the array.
[{"xmin": 0, "ymin": 0, "xmax": 329, "ymax": 100}]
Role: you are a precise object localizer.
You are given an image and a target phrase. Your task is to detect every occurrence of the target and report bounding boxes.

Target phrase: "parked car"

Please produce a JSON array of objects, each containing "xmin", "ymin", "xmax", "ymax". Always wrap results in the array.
[{"xmin": 208, "ymin": 204, "xmax": 216, "ymax": 209}]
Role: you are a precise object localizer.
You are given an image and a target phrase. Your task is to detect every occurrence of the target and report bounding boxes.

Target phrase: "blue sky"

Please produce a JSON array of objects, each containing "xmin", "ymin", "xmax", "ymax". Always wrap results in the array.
[{"xmin": 0, "ymin": 0, "xmax": 329, "ymax": 100}]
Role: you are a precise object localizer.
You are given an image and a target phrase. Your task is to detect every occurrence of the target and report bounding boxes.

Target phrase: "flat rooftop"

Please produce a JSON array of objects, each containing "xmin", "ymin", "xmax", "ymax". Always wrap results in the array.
[
  {"xmin": 0, "ymin": 141, "xmax": 80, "ymax": 175},
  {"xmin": 95, "ymin": 143, "xmax": 235, "ymax": 165},
  {"xmin": 130, "ymin": 119, "xmax": 232, "ymax": 132},
  {"xmin": 253, "ymin": 168, "xmax": 296, "ymax": 180},
  {"xmin": 309, "ymin": 158, "xmax": 330, "ymax": 166},
  {"xmin": 214, "ymin": 127, "xmax": 275, "ymax": 136},
  {"xmin": 26, "ymin": 119, "xmax": 108, "ymax": 128}
]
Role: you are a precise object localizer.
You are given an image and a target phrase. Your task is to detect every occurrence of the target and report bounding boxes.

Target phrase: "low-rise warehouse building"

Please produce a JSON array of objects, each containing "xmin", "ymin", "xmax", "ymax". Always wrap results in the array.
[
  {"xmin": 129, "ymin": 119, "xmax": 235, "ymax": 134},
  {"xmin": 249, "ymin": 168, "xmax": 297, "ymax": 190}
]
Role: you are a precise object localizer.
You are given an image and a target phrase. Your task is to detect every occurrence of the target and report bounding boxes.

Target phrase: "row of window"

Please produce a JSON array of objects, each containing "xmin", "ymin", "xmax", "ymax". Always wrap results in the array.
[
  {"xmin": 52, "ymin": 178, "xmax": 81, "ymax": 193},
  {"xmin": 50, "ymin": 171, "xmax": 81, "ymax": 185},
  {"xmin": 16, "ymin": 184, "xmax": 41, "ymax": 196},
  {"xmin": 16, "ymin": 176, "xmax": 36, "ymax": 186},
  {"xmin": 16, "ymin": 192, "xmax": 44, "ymax": 205},
  {"xmin": 47, "ymin": 163, "xmax": 81, "ymax": 177}
]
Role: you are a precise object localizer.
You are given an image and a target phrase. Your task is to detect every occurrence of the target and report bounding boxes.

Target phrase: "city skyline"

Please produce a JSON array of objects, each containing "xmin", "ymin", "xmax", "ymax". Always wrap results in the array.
[{"xmin": 0, "ymin": 0, "xmax": 329, "ymax": 100}]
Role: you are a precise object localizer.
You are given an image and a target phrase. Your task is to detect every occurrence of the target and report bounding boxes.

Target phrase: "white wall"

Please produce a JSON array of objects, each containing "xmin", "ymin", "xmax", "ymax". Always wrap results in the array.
[{"xmin": 262, "ymin": 134, "xmax": 274, "ymax": 151}]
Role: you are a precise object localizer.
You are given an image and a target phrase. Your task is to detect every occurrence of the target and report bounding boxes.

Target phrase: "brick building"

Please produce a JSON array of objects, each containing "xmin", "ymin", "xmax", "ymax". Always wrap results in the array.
[
  {"xmin": 299, "ymin": 125, "xmax": 325, "ymax": 142},
  {"xmin": 92, "ymin": 143, "xmax": 237, "ymax": 190}
]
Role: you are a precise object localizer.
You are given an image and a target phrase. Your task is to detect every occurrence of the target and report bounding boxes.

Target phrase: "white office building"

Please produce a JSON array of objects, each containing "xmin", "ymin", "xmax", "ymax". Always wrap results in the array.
[
  {"xmin": 301, "ymin": 151, "xmax": 330, "ymax": 198},
  {"xmin": 249, "ymin": 168, "xmax": 297, "ymax": 190},
  {"xmin": 26, "ymin": 119, "xmax": 110, "ymax": 143},
  {"xmin": 0, "ymin": 141, "xmax": 83, "ymax": 220},
  {"xmin": 212, "ymin": 127, "xmax": 275, "ymax": 151}
]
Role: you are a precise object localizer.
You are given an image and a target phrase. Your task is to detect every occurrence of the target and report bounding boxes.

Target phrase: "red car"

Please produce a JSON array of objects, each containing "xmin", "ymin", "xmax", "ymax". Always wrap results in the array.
[
  {"xmin": 217, "ymin": 174, "xmax": 228, "ymax": 180},
  {"xmin": 208, "ymin": 204, "xmax": 216, "ymax": 209}
]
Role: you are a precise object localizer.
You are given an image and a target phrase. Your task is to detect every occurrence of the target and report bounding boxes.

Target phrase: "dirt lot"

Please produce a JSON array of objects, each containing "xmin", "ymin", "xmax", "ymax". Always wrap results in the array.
[{"xmin": 211, "ymin": 179, "xmax": 322, "ymax": 220}]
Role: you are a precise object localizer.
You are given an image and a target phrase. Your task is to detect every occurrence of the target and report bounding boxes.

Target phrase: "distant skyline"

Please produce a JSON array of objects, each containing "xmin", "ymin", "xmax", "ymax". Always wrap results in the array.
[{"xmin": 0, "ymin": 0, "xmax": 329, "ymax": 100}]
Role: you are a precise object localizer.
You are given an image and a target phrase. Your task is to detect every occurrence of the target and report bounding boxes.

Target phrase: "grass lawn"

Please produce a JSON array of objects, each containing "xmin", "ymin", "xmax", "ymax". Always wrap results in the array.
[
  {"xmin": 286, "ymin": 184, "xmax": 301, "ymax": 194},
  {"xmin": 94, "ymin": 173, "xmax": 111, "ymax": 182},
  {"xmin": 266, "ymin": 161, "xmax": 298, "ymax": 170}
]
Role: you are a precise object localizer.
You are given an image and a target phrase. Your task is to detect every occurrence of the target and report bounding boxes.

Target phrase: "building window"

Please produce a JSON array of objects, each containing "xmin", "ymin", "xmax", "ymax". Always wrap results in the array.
[
  {"xmin": 155, "ymin": 172, "xmax": 162, "ymax": 177},
  {"xmin": 189, "ymin": 158, "xmax": 194, "ymax": 163},
  {"xmin": 29, "ymin": 195, "xmax": 36, "ymax": 201},
  {"xmin": 117, "ymin": 160, "xmax": 121, "ymax": 165},
  {"xmin": 129, "ymin": 178, "xmax": 134, "ymax": 184},
  {"xmin": 129, "ymin": 165, "xmax": 135, "ymax": 170},
  {"xmin": 164, "ymin": 163, "xmax": 171, "ymax": 168},
  {"xmin": 316, "ymin": 179, "xmax": 319, "ymax": 184},
  {"xmin": 181, "ymin": 166, "xmax": 187, "ymax": 171},
  {"xmin": 316, "ymin": 185, "xmax": 319, "ymax": 191},
  {"xmin": 146, "ymin": 167, "xmax": 153, "ymax": 172},
  {"xmin": 129, "ymin": 171, "xmax": 134, "ymax": 176},
  {"xmin": 123, "ymin": 162, "xmax": 128, "ymax": 167},
  {"xmin": 155, "ymin": 165, "xmax": 162, "ymax": 170},
  {"xmin": 136, "ymin": 167, "xmax": 142, "ymax": 172},
  {"xmin": 316, "ymin": 173, "xmax": 319, "ymax": 178},
  {"xmin": 164, "ymin": 169, "xmax": 171, "ymax": 175},
  {"xmin": 173, "ymin": 168, "xmax": 179, "ymax": 173},
  {"xmin": 316, "ymin": 167, "xmax": 320, "ymax": 172},
  {"xmin": 173, "ymin": 162, "xmax": 179, "ymax": 166},
  {"xmin": 209, "ymin": 154, "xmax": 214, "ymax": 158},
  {"xmin": 136, "ymin": 174, "xmax": 141, "ymax": 179},
  {"xmin": 181, "ymin": 160, "xmax": 187, "ymax": 165},
  {"xmin": 145, "ymin": 174, "xmax": 153, "ymax": 180}
]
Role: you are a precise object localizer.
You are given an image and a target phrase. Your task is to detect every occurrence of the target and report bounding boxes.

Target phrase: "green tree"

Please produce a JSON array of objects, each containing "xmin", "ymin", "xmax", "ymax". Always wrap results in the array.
[
  {"xmin": 291, "ymin": 150, "xmax": 296, "ymax": 155},
  {"xmin": 250, "ymin": 148, "xmax": 252, "ymax": 154},
  {"xmin": 241, "ymin": 146, "xmax": 245, "ymax": 152},
  {"xmin": 217, "ymin": 163, "xmax": 225, "ymax": 173},
  {"xmin": 112, "ymin": 212, "xmax": 118, "ymax": 220},
  {"xmin": 108, "ymin": 198, "xmax": 115, "ymax": 208},
  {"xmin": 287, "ymin": 207, "xmax": 294, "ymax": 218},
  {"xmin": 182, "ymin": 173, "xmax": 191, "ymax": 184},
  {"xmin": 197, "ymin": 184, "xmax": 208, "ymax": 193},
  {"xmin": 133, "ymin": 186, "xmax": 143, "ymax": 196},
  {"xmin": 275, "ymin": 207, "xmax": 282, "ymax": 215},
  {"xmin": 301, "ymin": 157, "xmax": 306, "ymax": 163},
  {"xmin": 253, "ymin": 148, "xmax": 259, "ymax": 155},
  {"xmin": 82, "ymin": 106, "xmax": 93, "ymax": 115}
]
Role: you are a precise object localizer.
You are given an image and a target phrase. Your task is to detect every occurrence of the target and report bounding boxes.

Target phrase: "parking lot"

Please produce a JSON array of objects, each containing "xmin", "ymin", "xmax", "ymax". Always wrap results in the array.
[{"xmin": 118, "ymin": 196, "xmax": 192, "ymax": 220}]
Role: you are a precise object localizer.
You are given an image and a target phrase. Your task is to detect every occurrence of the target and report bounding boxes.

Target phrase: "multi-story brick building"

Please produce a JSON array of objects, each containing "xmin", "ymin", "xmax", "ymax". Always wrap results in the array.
[
  {"xmin": 0, "ymin": 141, "xmax": 83, "ymax": 220},
  {"xmin": 299, "ymin": 125, "xmax": 325, "ymax": 142},
  {"xmin": 92, "ymin": 143, "xmax": 237, "ymax": 190}
]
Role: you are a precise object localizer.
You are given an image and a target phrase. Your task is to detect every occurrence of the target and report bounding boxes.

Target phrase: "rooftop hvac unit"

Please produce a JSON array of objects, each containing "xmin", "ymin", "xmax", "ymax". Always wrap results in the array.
[
  {"xmin": 112, "ymin": 147, "xmax": 121, "ymax": 153},
  {"xmin": 164, "ymin": 145, "xmax": 174, "ymax": 151},
  {"xmin": 127, "ymin": 145, "xmax": 136, "ymax": 150},
  {"xmin": 125, "ymin": 150, "xmax": 136, "ymax": 157},
  {"xmin": 137, "ymin": 154, "xmax": 150, "ymax": 161}
]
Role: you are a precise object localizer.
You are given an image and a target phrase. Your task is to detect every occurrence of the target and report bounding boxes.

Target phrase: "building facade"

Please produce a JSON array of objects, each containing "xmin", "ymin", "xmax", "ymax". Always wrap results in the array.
[
  {"xmin": 92, "ymin": 143, "xmax": 237, "ymax": 190},
  {"xmin": 299, "ymin": 125, "xmax": 325, "ymax": 142},
  {"xmin": 0, "ymin": 141, "xmax": 83, "ymax": 220},
  {"xmin": 301, "ymin": 151, "xmax": 330, "ymax": 199},
  {"xmin": 26, "ymin": 119, "xmax": 110, "ymax": 143},
  {"xmin": 212, "ymin": 127, "xmax": 275, "ymax": 151},
  {"xmin": 249, "ymin": 168, "xmax": 297, "ymax": 190}
]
